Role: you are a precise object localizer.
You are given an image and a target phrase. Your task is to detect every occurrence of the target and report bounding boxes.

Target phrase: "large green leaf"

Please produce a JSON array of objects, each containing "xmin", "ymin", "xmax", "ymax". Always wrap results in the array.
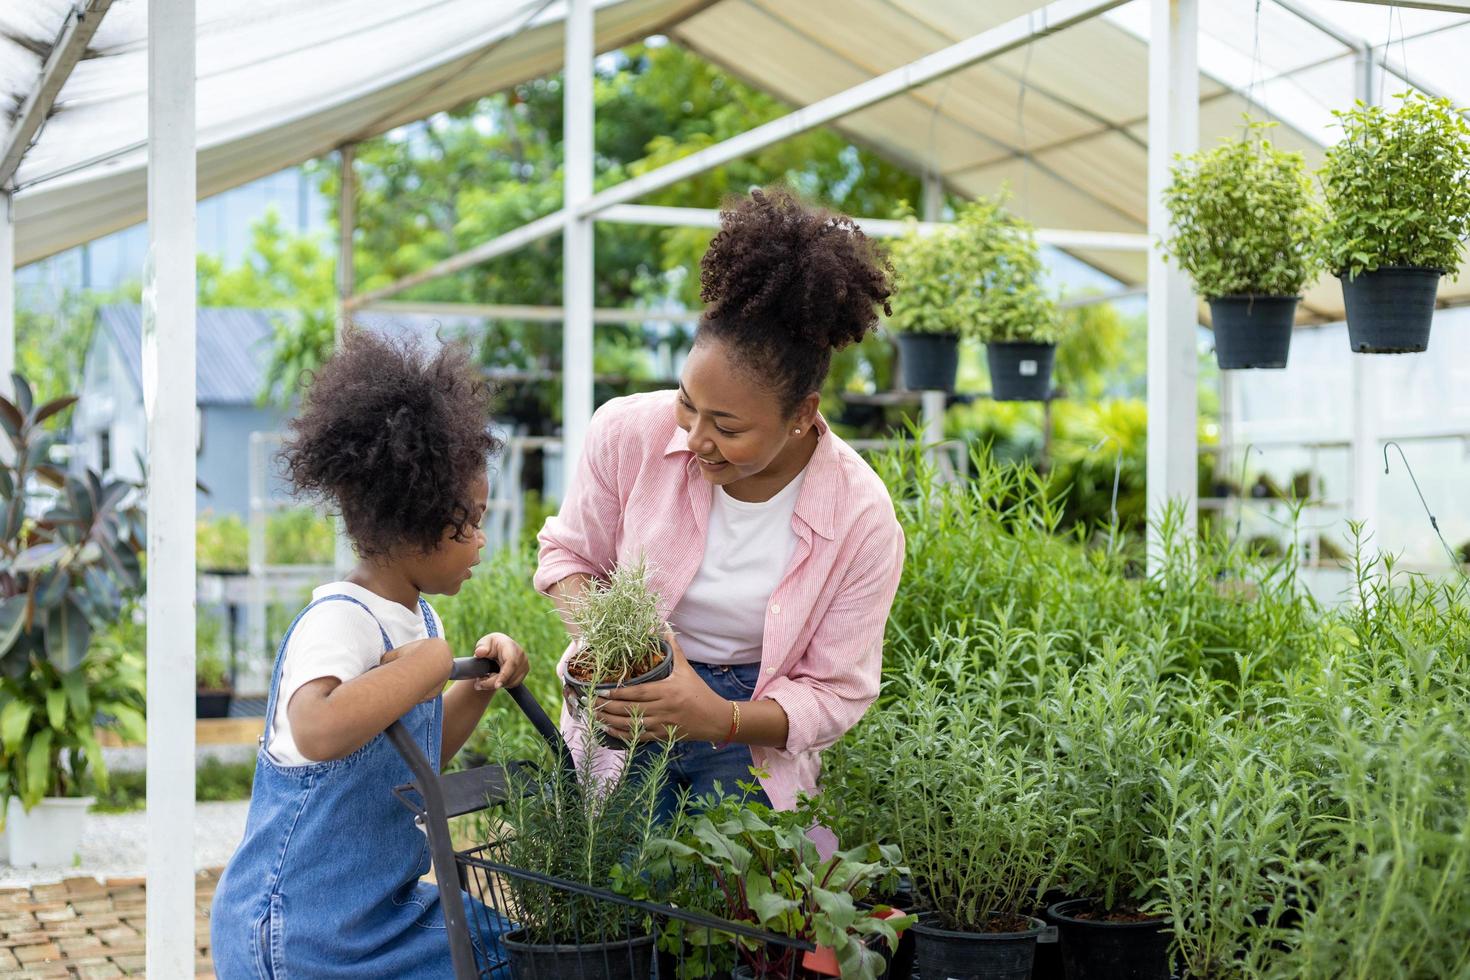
[
  {"xmin": 0, "ymin": 698, "xmax": 34, "ymax": 754},
  {"xmin": 30, "ymin": 396, "xmax": 78, "ymax": 428},
  {"xmin": 0, "ymin": 462, "xmax": 12, "ymax": 500},
  {"xmin": 14, "ymin": 542, "xmax": 67, "ymax": 574},
  {"xmin": 45, "ymin": 687, "xmax": 66, "ymax": 730},
  {"xmin": 24, "ymin": 729, "xmax": 52, "ymax": 804},
  {"xmin": 0, "ymin": 595, "xmax": 28, "ymax": 657},
  {"xmin": 0, "ymin": 395, "xmax": 21, "ymax": 446},
  {"xmin": 44, "ymin": 598, "xmax": 92, "ymax": 672},
  {"xmin": 2, "ymin": 496, "xmax": 24, "ymax": 540},
  {"xmin": 10, "ymin": 374, "xmax": 33, "ymax": 416}
]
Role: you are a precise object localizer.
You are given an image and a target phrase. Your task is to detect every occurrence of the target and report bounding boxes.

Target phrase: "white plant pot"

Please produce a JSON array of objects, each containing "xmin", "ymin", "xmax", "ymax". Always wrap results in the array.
[{"xmin": 5, "ymin": 796, "xmax": 94, "ymax": 868}]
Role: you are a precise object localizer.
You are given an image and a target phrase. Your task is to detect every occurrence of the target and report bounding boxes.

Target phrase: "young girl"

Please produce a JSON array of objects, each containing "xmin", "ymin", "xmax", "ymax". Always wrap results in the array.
[{"xmin": 211, "ymin": 330, "xmax": 527, "ymax": 979}]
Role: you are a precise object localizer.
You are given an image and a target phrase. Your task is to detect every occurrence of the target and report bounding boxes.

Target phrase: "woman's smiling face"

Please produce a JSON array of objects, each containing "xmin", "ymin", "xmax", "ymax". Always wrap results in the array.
[{"xmin": 674, "ymin": 337, "xmax": 818, "ymax": 489}]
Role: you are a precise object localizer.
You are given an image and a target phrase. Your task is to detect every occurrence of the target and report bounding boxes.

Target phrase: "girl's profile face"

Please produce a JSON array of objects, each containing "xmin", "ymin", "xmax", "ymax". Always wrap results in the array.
[
  {"xmin": 675, "ymin": 337, "xmax": 818, "ymax": 489},
  {"xmin": 412, "ymin": 471, "xmax": 489, "ymax": 595}
]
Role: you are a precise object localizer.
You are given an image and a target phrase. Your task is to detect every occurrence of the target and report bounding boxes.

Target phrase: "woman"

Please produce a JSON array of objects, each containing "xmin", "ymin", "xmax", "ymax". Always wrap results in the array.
[{"xmin": 535, "ymin": 187, "xmax": 904, "ymax": 817}]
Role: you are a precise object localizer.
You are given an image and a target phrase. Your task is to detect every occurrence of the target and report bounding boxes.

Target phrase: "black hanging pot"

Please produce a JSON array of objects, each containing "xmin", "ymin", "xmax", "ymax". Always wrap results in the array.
[
  {"xmin": 911, "ymin": 914, "xmax": 1046, "ymax": 980},
  {"xmin": 563, "ymin": 639, "xmax": 674, "ymax": 748},
  {"xmin": 896, "ymin": 332, "xmax": 960, "ymax": 392},
  {"xmin": 504, "ymin": 931, "xmax": 655, "ymax": 980},
  {"xmin": 1207, "ymin": 296, "xmax": 1297, "ymax": 370},
  {"xmin": 986, "ymin": 342, "xmax": 1055, "ymax": 402},
  {"xmin": 1048, "ymin": 899, "xmax": 1171, "ymax": 980},
  {"xmin": 1339, "ymin": 266, "xmax": 1443, "ymax": 354}
]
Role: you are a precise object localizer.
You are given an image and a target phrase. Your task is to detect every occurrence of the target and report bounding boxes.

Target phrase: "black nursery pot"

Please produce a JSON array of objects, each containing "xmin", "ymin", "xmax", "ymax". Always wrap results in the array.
[
  {"xmin": 1048, "ymin": 899, "xmax": 1171, "ymax": 980},
  {"xmin": 563, "ymin": 639, "xmax": 674, "ymax": 748},
  {"xmin": 1207, "ymin": 296, "xmax": 1298, "ymax": 370},
  {"xmin": 986, "ymin": 342, "xmax": 1056, "ymax": 402},
  {"xmin": 1340, "ymin": 266, "xmax": 1443, "ymax": 354},
  {"xmin": 911, "ymin": 914, "xmax": 1045, "ymax": 980},
  {"xmin": 897, "ymin": 332, "xmax": 960, "ymax": 393},
  {"xmin": 196, "ymin": 691, "xmax": 233, "ymax": 719},
  {"xmin": 504, "ymin": 930, "xmax": 655, "ymax": 980}
]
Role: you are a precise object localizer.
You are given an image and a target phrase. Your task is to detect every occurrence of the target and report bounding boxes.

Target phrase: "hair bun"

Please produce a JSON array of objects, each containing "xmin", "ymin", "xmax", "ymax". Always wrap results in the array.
[{"xmin": 699, "ymin": 187, "xmax": 893, "ymax": 352}]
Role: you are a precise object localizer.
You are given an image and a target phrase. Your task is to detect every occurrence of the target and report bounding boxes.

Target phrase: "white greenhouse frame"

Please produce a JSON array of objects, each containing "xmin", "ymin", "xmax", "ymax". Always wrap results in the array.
[{"xmin": 2, "ymin": 0, "xmax": 1468, "ymax": 973}]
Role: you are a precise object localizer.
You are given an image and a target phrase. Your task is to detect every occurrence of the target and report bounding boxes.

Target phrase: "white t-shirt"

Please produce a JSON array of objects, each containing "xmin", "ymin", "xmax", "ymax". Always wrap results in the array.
[
  {"xmin": 668, "ymin": 469, "xmax": 806, "ymax": 666},
  {"xmin": 267, "ymin": 581, "xmax": 444, "ymax": 766}
]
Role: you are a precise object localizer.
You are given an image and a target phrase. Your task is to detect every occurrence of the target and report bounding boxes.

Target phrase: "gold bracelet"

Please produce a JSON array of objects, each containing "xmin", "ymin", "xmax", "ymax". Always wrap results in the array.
[{"xmin": 713, "ymin": 700, "xmax": 741, "ymax": 749}]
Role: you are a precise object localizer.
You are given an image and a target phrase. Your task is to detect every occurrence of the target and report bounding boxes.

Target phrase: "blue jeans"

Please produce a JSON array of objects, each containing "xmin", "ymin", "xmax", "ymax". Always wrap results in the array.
[{"xmin": 633, "ymin": 661, "xmax": 772, "ymax": 824}]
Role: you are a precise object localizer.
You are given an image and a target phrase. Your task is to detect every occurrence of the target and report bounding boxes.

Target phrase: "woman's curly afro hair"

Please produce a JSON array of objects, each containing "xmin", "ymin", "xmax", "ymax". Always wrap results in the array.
[
  {"xmin": 280, "ymin": 329, "xmax": 500, "ymax": 560},
  {"xmin": 698, "ymin": 187, "xmax": 893, "ymax": 413}
]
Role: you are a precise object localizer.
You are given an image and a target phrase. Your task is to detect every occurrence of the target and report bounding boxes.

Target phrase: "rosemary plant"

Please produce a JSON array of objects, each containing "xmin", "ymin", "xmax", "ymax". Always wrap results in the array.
[{"xmin": 565, "ymin": 557, "xmax": 668, "ymax": 684}]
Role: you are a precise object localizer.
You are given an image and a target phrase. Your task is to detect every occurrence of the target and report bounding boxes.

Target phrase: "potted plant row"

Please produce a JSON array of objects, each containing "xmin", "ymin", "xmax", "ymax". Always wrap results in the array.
[
  {"xmin": 1, "ymin": 372, "xmax": 148, "ymax": 866},
  {"xmin": 887, "ymin": 194, "xmax": 1061, "ymax": 401},
  {"xmin": 1164, "ymin": 120, "xmax": 1322, "ymax": 370}
]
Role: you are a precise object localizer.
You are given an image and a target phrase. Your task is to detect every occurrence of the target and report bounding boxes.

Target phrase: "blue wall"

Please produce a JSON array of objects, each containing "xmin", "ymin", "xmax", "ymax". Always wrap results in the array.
[{"xmin": 197, "ymin": 404, "xmax": 294, "ymax": 519}]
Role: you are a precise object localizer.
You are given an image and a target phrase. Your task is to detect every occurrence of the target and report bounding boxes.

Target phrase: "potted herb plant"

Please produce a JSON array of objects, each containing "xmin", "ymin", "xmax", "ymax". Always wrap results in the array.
[
  {"xmin": 1164, "ymin": 120, "xmax": 1323, "ymax": 369},
  {"xmin": 873, "ymin": 680, "xmax": 1057, "ymax": 980},
  {"xmin": 644, "ymin": 790, "xmax": 911, "ymax": 980},
  {"xmin": 1, "ymin": 373, "xmax": 148, "ymax": 865},
  {"xmin": 1320, "ymin": 92, "xmax": 1470, "ymax": 353},
  {"xmin": 492, "ymin": 717, "xmax": 675, "ymax": 980},
  {"xmin": 1041, "ymin": 644, "xmax": 1177, "ymax": 980},
  {"xmin": 563, "ymin": 558, "xmax": 673, "ymax": 747},
  {"xmin": 197, "ymin": 647, "xmax": 234, "ymax": 719}
]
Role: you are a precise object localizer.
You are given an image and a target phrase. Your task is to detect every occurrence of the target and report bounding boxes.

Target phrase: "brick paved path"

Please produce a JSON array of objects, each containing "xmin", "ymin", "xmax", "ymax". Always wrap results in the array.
[{"xmin": 0, "ymin": 869, "xmax": 220, "ymax": 978}]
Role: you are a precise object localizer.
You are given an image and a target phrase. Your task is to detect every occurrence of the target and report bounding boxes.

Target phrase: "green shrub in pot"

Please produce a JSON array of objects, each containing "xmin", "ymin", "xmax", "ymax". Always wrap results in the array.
[
  {"xmin": 638, "ymin": 790, "xmax": 910, "ymax": 980},
  {"xmin": 1320, "ymin": 92, "xmax": 1470, "ymax": 353},
  {"xmin": 1164, "ymin": 120, "xmax": 1323, "ymax": 369}
]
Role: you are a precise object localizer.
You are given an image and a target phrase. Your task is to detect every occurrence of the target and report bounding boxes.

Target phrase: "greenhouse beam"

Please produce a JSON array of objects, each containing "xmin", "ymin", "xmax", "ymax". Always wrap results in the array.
[
  {"xmin": 144, "ymin": 0, "xmax": 198, "ymax": 974},
  {"xmin": 563, "ymin": 0, "xmax": 595, "ymax": 473},
  {"xmin": 346, "ymin": 0, "xmax": 1132, "ymax": 312},
  {"xmin": 0, "ymin": 193, "xmax": 11, "ymax": 405},
  {"xmin": 334, "ymin": 143, "xmax": 357, "ymax": 576},
  {"xmin": 1145, "ymin": 0, "xmax": 1200, "ymax": 571},
  {"xmin": 1349, "ymin": 45, "xmax": 1380, "ymax": 564}
]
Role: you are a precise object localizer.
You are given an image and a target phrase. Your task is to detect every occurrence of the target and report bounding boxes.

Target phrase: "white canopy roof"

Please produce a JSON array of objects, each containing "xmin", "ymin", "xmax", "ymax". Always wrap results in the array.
[{"xmin": 5, "ymin": 0, "xmax": 1470, "ymax": 317}]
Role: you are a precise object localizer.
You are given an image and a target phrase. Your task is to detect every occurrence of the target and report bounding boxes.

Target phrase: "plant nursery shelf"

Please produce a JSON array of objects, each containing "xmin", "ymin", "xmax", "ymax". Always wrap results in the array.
[{"xmin": 95, "ymin": 717, "xmax": 265, "ymax": 749}]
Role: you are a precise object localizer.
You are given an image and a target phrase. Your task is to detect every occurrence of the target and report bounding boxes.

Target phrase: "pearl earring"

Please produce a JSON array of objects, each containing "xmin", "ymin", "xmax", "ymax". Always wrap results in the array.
[{"xmin": 792, "ymin": 428, "xmax": 801, "ymax": 435}]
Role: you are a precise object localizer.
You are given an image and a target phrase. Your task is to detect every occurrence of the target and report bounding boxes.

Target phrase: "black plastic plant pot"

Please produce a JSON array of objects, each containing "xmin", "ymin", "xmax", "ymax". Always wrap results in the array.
[
  {"xmin": 504, "ymin": 931, "xmax": 655, "ymax": 980},
  {"xmin": 896, "ymin": 332, "xmax": 960, "ymax": 392},
  {"xmin": 564, "ymin": 638, "xmax": 674, "ymax": 748},
  {"xmin": 1339, "ymin": 266, "xmax": 1443, "ymax": 354},
  {"xmin": 1048, "ymin": 899, "xmax": 1171, "ymax": 980},
  {"xmin": 1207, "ymin": 296, "xmax": 1297, "ymax": 370},
  {"xmin": 911, "ymin": 914, "xmax": 1045, "ymax": 980},
  {"xmin": 986, "ymin": 342, "xmax": 1056, "ymax": 402},
  {"xmin": 195, "ymin": 691, "xmax": 232, "ymax": 719},
  {"xmin": 1031, "ymin": 889, "xmax": 1075, "ymax": 980}
]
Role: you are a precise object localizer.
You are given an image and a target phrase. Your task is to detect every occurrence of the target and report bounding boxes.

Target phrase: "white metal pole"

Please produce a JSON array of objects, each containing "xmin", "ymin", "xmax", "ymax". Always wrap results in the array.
[
  {"xmin": 145, "ymin": 0, "xmax": 197, "ymax": 974},
  {"xmin": 334, "ymin": 144, "xmax": 357, "ymax": 576},
  {"xmin": 1350, "ymin": 46, "xmax": 1379, "ymax": 555},
  {"xmin": 1146, "ymin": 0, "xmax": 1199, "ymax": 571},
  {"xmin": 562, "ymin": 0, "xmax": 594, "ymax": 473},
  {"xmin": 0, "ymin": 192, "xmax": 13, "ymax": 403}
]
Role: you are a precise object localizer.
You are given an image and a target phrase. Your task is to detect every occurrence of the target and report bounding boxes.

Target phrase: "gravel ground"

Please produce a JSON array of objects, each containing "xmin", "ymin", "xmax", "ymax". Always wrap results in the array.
[{"xmin": 0, "ymin": 799, "xmax": 249, "ymax": 888}]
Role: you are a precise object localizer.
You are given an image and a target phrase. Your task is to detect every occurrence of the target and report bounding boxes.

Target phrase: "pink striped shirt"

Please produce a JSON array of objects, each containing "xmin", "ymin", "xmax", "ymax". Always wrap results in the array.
[{"xmin": 535, "ymin": 390, "xmax": 905, "ymax": 809}]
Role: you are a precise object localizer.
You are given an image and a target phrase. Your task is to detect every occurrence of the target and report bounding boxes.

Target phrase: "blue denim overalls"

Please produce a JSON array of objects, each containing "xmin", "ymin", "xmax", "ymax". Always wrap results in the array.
[{"xmin": 211, "ymin": 594, "xmax": 508, "ymax": 978}]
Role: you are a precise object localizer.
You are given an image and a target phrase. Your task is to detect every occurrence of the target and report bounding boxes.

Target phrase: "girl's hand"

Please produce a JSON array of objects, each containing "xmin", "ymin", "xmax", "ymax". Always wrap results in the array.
[
  {"xmin": 472, "ymin": 633, "xmax": 528, "ymax": 692},
  {"xmin": 595, "ymin": 634, "xmax": 730, "ymax": 743}
]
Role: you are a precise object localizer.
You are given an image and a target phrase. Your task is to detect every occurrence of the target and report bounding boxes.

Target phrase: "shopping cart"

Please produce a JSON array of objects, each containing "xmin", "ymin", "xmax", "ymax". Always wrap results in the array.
[{"xmin": 386, "ymin": 656, "xmax": 826, "ymax": 980}]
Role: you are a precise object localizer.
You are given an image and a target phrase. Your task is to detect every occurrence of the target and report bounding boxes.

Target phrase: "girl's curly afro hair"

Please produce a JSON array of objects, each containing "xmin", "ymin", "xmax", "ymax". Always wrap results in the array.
[
  {"xmin": 280, "ymin": 329, "xmax": 500, "ymax": 560},
  {"xmin": 698, "ymin": 187, "xmax": 893, "ymax": 413}
]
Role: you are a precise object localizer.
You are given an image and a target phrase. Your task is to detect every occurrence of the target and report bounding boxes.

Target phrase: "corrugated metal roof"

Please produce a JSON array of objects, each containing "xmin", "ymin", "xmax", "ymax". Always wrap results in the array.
[{"xmin": 97, "ymin": 303, "xmax": 280, "ymax": 406}]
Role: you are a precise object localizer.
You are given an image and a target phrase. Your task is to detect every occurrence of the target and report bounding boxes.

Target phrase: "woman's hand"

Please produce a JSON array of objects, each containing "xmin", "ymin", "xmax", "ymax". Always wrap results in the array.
[
  {"xmin": 594, "ymin": 634, "xmax": 731, "ymax": 743},
  {"xmin": 472, "ymin": 632, "xmax": 529, "ymax": 692}
]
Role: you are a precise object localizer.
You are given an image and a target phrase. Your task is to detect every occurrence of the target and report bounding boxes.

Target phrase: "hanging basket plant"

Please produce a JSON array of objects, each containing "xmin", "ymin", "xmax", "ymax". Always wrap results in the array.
[
  {"xmin": 886, "ymin": 222, "xmax": 967, "ymax": 393},
  {"xmin": 1164, "ymin": 119, "xmax": 1323, "ymax": 370},
  {"xmin": 1320, "ymin": 92, "xmax": 1470, "ymax": 353}
]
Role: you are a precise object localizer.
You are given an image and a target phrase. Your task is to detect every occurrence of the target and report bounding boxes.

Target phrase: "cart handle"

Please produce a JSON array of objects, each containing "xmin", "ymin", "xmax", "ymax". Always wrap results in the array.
[{"xmin": 446, "ymin": 658, "xmax": 566, "ymax": 757}]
